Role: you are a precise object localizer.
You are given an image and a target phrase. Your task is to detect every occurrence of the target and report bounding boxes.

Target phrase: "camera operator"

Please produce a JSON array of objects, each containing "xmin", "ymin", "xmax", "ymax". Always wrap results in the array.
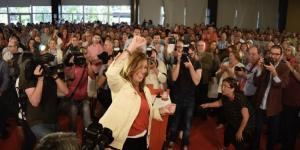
[
  {"xmin": 252, "ymin": 45, "xmax": 289, "ymax": 150},
  {"xmin": 0, "ymin": 57, "xmax": 9, "ymax": 138},
  {"xmin": 95, "ymin": 40, "xmax": 114, "ymax": 117},
  {"xmin": 145, "ymin": 47, "xmax": 167, "ymax": 89},
  {"xmin": 168, "ymin": 40, "xmax": 202, "ymax": 150},
  {"xmin": 64, "ymin": 45, "xmax": 91, "ymax": 131},
  {"xmin": 23, "ymin": 51, "xmax": 69, "ymax": 139},
  {"xmin": 99, "ymin": 36, "xmax": 176, "ymax": 150}
]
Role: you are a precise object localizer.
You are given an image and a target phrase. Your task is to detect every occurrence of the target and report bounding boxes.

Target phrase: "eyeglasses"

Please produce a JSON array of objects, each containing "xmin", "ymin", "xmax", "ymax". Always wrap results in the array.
[{"xmin": 222, "ymin": 84, "xmax": 231, "ymax": 88}]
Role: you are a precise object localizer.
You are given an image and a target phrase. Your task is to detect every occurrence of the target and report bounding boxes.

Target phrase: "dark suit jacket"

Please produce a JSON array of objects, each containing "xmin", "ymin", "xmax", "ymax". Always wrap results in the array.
[{"xmin": 253, "ymin": 60, "xmax": 289, "ymax": 117}]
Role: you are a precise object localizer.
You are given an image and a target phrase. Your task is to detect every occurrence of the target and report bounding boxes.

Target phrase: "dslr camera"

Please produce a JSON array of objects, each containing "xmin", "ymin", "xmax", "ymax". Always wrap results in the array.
[
  {"xmin": 112, "ymin": 47, "xmax": 122, "ymax": 57},
  {"xmin": 169, "ymin": 36, "xmax": 176, "ymax": 44},
  {"xmin": 264, "ymin": 57, "xmax": 273, "ymax": 65},
  {"xmin": 82, "ymin": 121, "xmax": 114, "ymax": 150},
  {"xmin": 146, "ymin": 47, "xmax": 156, "ymax": 66},
  {"xmin": 181, "ymin": 44, "xmax": 190, "ymax": 63}
]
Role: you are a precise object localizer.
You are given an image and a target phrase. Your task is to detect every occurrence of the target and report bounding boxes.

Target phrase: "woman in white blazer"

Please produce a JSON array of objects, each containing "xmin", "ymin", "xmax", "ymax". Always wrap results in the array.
[{"xmin": 99, "ymin": 36, "xmax": 176, "ymax": 150}]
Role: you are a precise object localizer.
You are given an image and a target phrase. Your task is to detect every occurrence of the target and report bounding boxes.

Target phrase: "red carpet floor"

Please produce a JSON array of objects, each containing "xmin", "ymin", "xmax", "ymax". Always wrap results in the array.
[
  {"xmin": 0, "ymin": 116, "xmax": 299, "ymax": 150},
  {"xmin": 172, "ymin": 117, "xmax": 300, "ymax": 150}
]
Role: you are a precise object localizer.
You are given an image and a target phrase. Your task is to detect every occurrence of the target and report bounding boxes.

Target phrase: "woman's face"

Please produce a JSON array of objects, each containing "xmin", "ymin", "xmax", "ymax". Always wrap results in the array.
[
  {"xmin": 132, "ymin": 60, "xmax": 148, "ymax": 85},
  {"xmin": 48, "ymin": 40, "xmax": 56, "ymax": 49},
  {"xmin": 28, "ymin": 40, "xmax": 35, "ymax": 48},
  {"xmin": 210, "ymin": 42, "xmax": 217, "ymax": 50},
  {"xmin": 221, "ymin": 81, "xmax": 234, "ymax": 97},
  {"xmin": 229, "ymin": 52, "xmax": 237, "ymax": 63}
]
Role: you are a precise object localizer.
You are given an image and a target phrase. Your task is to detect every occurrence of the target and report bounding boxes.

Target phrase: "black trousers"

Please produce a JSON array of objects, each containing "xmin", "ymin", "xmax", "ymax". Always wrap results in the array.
[
  {"xmin": 253, "ymin": 109, "xmax": 280, "ymax": 150},
  {"xmin": 224, "ymin": 126, "xmax": 254, "ymax": 150},
  {"xmin": 280, "ymin": 104, "xmax": 300, "ymax": 150},
  {"xmin": 122, "ymin": 134, "xmax": 147, "ymax": 150}
]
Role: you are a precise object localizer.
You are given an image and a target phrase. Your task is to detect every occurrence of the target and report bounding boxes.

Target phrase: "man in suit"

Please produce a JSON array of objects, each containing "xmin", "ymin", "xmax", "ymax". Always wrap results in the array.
[{"xmin": 252, "ymin": 45, "xmax": 289, "ymax": 150}]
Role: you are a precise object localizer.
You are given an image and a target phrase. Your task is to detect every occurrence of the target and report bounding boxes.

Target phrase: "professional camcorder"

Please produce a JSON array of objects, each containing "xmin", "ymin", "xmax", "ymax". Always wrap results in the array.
[{"xmin": 82, "ymin": 122, "xmax": 114, "ymax": 150}]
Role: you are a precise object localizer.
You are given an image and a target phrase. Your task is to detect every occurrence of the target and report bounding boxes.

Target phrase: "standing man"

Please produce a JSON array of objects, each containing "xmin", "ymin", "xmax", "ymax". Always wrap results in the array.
[{"xmin": 252, "ymin": 45, "xmax": 289, "ymax": 150}]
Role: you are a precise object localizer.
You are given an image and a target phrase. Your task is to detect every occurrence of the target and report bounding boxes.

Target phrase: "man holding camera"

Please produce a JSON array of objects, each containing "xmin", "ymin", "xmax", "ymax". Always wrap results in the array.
[
  {"xmin": 235, "ymin": 46, "xmax": 260, "ymax": 106},
  {"xmin": 145, "ymin": 48, "xmax": 167, "ymax": 89},
  {"xmin": 168, "ymin": 40, "xmax": 202, "ymax": 150},
  {"xmin": 23, "ymin": 55, "xmax": 69, "ymax": 139},
  {"xmin": 252, "ymin": 45, "xmax": 289, "ymax": 150}
]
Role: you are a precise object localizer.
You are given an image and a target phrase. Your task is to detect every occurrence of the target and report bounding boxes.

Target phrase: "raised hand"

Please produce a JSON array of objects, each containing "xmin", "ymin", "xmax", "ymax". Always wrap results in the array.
[{"xmin": 127, "ymin": 36, "xmax": 147, "ymax": 53}]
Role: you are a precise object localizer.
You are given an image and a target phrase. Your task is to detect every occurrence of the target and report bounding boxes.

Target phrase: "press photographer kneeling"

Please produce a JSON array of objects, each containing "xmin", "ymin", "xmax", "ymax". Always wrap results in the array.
[{"xmin": 22, "ymin": 51, "xmax": 69, "ymax": 140}]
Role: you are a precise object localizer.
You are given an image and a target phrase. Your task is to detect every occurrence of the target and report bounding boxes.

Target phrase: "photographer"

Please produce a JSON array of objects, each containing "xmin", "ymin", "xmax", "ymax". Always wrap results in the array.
[
  {"xmin": 168, "ymin": 41, "xmax": 202, "ymax": 150},
  {"xmin": 99, "ymin": 36, "xmax": 176, "ymax": 150},
  {"xmin": 236, "ymin": 46, "xmax": 260, "ymax": 106},
  {"xmin": 252, "ymin": 45, "xmax": 289, "ymax": 150},
  {"xmin": 145, "ymin": 48, "xmax": 167, "ymax": 89},
  {"xmin": 200, "ymin": 77, "xmax": 255, "ymax": 150},
  {"xmin": 23, "ymin": 51, "xmax": 69, "ymax": 139}
]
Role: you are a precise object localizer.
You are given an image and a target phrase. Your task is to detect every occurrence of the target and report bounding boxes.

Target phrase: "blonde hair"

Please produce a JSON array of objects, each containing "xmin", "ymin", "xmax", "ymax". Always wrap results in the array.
[{"xmin": 121, "ymin": 51, "xmax": 149, "ymax": 91}]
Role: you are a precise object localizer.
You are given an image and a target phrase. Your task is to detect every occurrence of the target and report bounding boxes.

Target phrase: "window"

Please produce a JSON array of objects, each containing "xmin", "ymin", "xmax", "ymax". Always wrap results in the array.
[
  {"xmin": 108, "ymin": 5, "xmax": 130, "ymax": 24},
  {"xmin": 8, "ymin": 7, "xmax": 30, "ymax": 13},
  {"xmin": 0, "ymin": 7, "xmax": 7, "ymax": 13},
  {"xmin": 32, "ymin": 6, "xmax": 51, "ymax": 13},
  {"xmin": 160, "ymin": 6, "xmax": 165, "ymax": 25},
  {"xmin": 0, "ymin": 14, "xmax": 8, "ymax": 24},
  {"xmin": 62, "ymin": 5, "xmax": 83, "ymax": 13},
  {"xmin": 205, "ymin": 8, "xmax": 210, "ymax": 25},
  {"xmin": 256, "ymin": 11, "xmax": 260, "ymax": 29},
  {"xmin": 0, "ymin": 7, "xmax": 8, "ymax": 24},
  {"xmin": 84, "ymin": 6, "xmax": 108, "ymax": 14},
  {"xmin": 32, "ymin": 6, "xmax": 52, "ymax": 23}
]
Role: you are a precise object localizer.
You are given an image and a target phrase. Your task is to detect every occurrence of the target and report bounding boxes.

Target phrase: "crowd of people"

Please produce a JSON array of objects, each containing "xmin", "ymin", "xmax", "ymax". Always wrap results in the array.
[{"xmin": 0, "ymin": 21, "xmax": 299, "ymax": 150}]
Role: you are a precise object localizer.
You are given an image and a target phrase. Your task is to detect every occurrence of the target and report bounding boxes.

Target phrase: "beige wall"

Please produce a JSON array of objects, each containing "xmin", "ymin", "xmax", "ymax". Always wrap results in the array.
[
  {"xmin": 286, "ymin": 0, "xmax": 300, "ymax": 32},
  {"xmin": 139, "ymin": 0, "xmax": 162, "ymax": 25}
]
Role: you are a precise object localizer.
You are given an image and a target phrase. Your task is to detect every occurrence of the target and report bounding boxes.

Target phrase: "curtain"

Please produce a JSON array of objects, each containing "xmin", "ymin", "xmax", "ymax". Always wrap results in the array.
[
  {"xmin": 139, "ymin": 0, "xmax": 162, "ymax": 25},
  {"xmin": 185, "ymin": 0, "xmax": 207, "ymax": 26},
  {"xmin": 217, "ymin": 0, "xmax": 279, "ymax": 29}
]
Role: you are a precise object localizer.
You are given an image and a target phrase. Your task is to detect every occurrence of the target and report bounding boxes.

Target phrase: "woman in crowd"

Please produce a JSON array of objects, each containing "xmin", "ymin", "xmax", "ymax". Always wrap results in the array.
[
  {"xmin": 46, "ymin": 38, "xmax": 63, "ymax": 65},
  {"xmin": 99, "ymin": 36, "xmax": 176, "ymax": 150},
  {"xmin": 201, "ymin": 77, "xmax": 255, "ymax": 150}
]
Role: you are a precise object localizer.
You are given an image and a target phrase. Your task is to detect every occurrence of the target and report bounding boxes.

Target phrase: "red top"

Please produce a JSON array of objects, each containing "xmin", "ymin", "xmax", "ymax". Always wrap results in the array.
[
  {"xmin": 128, "ymin": 91, "xmax": 150, "ymax": 136},
  {"xmin": 65, "ymin": 66, "xmax": 88, "ymax": 100}
]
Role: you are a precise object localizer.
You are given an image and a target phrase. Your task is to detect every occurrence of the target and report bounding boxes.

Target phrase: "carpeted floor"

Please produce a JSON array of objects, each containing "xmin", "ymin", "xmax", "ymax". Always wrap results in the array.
[{"xmin": 0, "ymin": 116, "xmax": 299, "ymax": 150}]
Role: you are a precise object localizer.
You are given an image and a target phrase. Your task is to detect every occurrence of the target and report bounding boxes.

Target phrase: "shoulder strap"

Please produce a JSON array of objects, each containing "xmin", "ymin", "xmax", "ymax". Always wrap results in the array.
[{"xmin": 68, "ymin": 66, "xmax": 86, "ymax": 99}]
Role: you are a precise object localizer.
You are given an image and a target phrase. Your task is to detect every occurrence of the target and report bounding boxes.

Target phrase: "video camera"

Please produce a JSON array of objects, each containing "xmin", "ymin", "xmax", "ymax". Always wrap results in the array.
[
  {"xmin": 63, "ymin": 46, "xmax": 86, "ymax": 66},
  {"xmin": 37, "ymin": 53, "xmax": 64, "ymax": 77},
  {"xmin": 97, "ymin": 52, "xmax": 111, "ymax": 65},
  {"xmin": 82, "ymin": 121, "xmax": 114, "ymax": 150}
]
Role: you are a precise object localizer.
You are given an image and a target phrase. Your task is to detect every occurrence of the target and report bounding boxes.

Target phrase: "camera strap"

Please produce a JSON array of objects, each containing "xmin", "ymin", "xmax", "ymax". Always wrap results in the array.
[{"xmin": 68, "ymin": 66, "xmax": 86, "ymax": 100}]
